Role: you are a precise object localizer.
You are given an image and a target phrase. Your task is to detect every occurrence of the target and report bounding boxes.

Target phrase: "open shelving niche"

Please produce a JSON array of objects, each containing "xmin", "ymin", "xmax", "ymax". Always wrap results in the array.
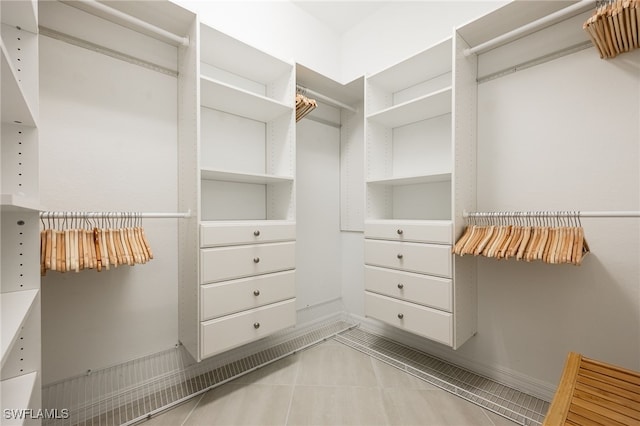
[
  {"xmin": 365, "ymin": 37, "xmax": 454, "ymax": 224},
  {"xmin": 198, "ymin": 24, "xmax": 295, "ymax": 223},
  {"xmin": 1, "ymin": 0, "xmax": 42, "ymax": 422}
]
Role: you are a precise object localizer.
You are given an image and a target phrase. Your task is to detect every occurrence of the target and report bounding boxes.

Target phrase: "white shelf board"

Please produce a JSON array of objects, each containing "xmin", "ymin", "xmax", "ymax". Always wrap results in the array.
[
  {"xmin": 367, "ymin": 38, "xmax": 452, "ymax": 93},
  {"xmin": 367, "ymin": 172, "xmax": 452, "ymax": 186},
  {"xmin": 1, "ymin": 194, "xmax": 40, "ymax": 212},
  {"xmin": 367, "ymin": 87, "xmax": 452, "ymax": 128},
  {"xmin": 1, "ymin": 0, "xmax": 38, "ymax": 34},
  {"xmin": 200, "ymin": 24, "xmax": 292, "ymax": 85},
  {"xmin": 0, "ymin": 372, "xmax": 38, "ymax": 422},
  {"xmin": 457, "ymin": 1, "xmax": 584, "ymax": 48},
  {"xmin": 365, "ymin": 218, "xmax": 453, "ymax": 226},
  {"xmin": 200, "ymin": 76, "xmax": 291, "ymax": 122},
  {"xmin": 1, "ymin": 290, "xmax": 39, "ymax": 369},
  {"xmin": 201, "ymin": 169, "xmax": 294, "ymax": 185},
  {"xmin": 1, "ymin": 43, "xmax": 37, "ymax": 127}
]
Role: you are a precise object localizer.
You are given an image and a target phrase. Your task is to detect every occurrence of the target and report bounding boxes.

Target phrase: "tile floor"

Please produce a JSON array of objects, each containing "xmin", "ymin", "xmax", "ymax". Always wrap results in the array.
[{"xmin": 141, "ymin": 339, "xmax": 519, "ymax": 426}]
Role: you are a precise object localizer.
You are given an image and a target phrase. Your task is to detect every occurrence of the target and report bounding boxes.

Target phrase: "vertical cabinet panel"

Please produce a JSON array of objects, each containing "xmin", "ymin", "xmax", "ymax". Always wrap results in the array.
[{"xmin": 1, "ymin": 0, "xmax": 41, "ymax": 420}]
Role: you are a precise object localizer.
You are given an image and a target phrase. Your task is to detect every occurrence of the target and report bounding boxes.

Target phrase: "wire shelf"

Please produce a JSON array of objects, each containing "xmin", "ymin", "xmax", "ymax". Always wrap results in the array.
[{"xmin": 334, "ymin": 328, "xmax": 549, "ymax": 426}]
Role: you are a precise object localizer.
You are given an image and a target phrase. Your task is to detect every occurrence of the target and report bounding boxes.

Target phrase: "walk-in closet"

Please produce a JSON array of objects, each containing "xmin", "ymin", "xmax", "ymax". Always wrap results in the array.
[{"xmin": 1, "ymin": 0, "xmax": 639, "ymax": 425}]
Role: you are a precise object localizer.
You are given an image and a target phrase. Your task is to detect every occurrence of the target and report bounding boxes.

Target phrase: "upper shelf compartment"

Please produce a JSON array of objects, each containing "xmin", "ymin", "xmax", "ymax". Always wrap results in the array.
[
  {"xmin": 366, "ymin": 37, "xmax": 452, "ymax": 116},
  {"xmin": 200, "ymin": 76, "xmax": 292, "ymax": 122},
  {"xmin": 367, "ymin": 87, "xmax": 452, "ymax": 128},
  {"xmin": 199, "ymin": 23, "xmax": 294, "ymax": 107}
]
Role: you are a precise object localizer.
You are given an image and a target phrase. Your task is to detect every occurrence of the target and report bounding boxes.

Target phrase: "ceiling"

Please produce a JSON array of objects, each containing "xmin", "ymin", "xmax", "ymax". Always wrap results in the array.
[{"xmin": 291, "ymin": 1, "xmax": 392, "ymax": 34}]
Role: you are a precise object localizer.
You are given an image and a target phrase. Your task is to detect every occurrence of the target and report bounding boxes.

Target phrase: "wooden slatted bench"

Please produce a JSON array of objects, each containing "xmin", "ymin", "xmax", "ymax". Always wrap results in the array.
[{"xmin": 543, "ymin": 352, "xmax": 640, "ymax": 425}]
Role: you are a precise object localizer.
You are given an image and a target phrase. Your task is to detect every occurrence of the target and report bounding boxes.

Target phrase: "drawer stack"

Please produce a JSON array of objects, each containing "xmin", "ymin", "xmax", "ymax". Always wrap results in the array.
[
  {"xmin": 364, "ymin": 220, "xmax": 454, "ymax": 346},
  {"xmin": 199, "ymin": 221, "xmax": 296, "ymax": 358}
]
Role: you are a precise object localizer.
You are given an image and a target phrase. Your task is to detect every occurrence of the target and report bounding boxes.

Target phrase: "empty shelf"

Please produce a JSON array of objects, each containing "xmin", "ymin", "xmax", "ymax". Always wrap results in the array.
[
  {"xmin": 201, "ymin": 169, "xmax": 294, "ymax": 185},
  {"xmin": 367, "ymin": 87, "xmax": 452, "ymax": 128},
  {"xmin": 1, "ymin": 194, "xmax": 40, "ymax": 212},
  {"xmin": 367, "ymin": 173, "xmax": 452, "ymax": 186},
  {"xmin": 1, "ymin": 372, "xmax": 38, "ymax": 425},
  {"xmin": 200, "ymin": 76, "xmax": 291, "ymax": 123},
  {"xmin": 1, "ymin": 290, "xmax": 39, "ymax": 369},
  {"xmin": 1, "ymin": 43, "xmax": 37, "ymax": 127}
]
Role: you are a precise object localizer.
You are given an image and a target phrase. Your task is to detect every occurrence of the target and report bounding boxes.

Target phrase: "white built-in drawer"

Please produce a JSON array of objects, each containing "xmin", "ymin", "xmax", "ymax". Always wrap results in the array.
[
  {"xmin": 365, "ymin": 220, "xmax": 452, "ymax": 244},
  {"xmin": 200, "ymin": 298, "xmax": 296, "ymax": 359},
  {"xmin": 200, "ymin": 221, "xmax": 296, "ymax": 247},
  {"xmin": 201, "ymin": 242, "xmax": 295, "ymax": 283},
  {"xmin": 201, "ymin": 270, "xmax": 295, "ymax": 320},
  {"xmin": 365, "ymin": 265, "xmax": 452, "ymax": 312},
  {"xmin": 364, "ymin": 239, "xmax": 451, "ymax": 278},
  {"xmin": 365, "ymin": 292, "xmax": 452, "ymax": 346}
]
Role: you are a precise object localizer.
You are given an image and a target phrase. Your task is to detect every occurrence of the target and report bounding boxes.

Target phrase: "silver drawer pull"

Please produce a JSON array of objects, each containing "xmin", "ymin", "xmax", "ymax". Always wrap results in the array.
[
  {"xmin": 397, "ymin": 283, "xmax": 404, "ymax": 289},
  {"xmin": 397, "ymin": 313, "xmax": 404, "ymax": 320},
  {"xmin": 253, "ymin": 290, "xmax": 260, "ymax": 296},
  {"xmin": 397, "ymin": 229, "xmax": 403, "ymax": 235},
  {"xmin": 253, "ymin": 322, "xmax": 260, "ymax": 329},
  {"xmin": 253, "ymin": 257, "xmax": 260, "ymax": 263},
  {"xmin": 254, "ymin": 230, "xmax": 260, "ymax": 236},
  {"xmin": 397, "ymin": 254, "xmax": 403, "ymax": 259}
]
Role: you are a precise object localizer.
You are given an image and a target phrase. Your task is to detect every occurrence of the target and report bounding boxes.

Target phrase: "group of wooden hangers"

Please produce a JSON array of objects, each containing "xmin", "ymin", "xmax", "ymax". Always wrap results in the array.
[
  {"xmin": 295, "ymin": 90, "xmax": 317, "ymax": 122},
  {"xmin": 584, "ymin": 0, "xmax": 639, "ymax": 58},
  {"xmin": 452, "ymin": 213, "xmax": 590, "ymax": 265},
  {"xmin": 40, "ymin": 213, "xmax": 154, "ymax": 275}
]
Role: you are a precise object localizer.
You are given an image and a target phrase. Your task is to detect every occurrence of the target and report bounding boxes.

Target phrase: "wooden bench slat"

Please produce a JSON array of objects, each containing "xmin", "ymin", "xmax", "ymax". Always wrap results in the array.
[
  {"xmin": 543, "ymin": 353, "xmax": 583, "ymax": 426},
  {"xmin": 582, "ymin": 359, "xmax": 640, "ymax": 386},
  {"xmin": 572, "ymin": 397, "xmax": 639, "ymax": 425},
  {"xmin": 569, "ymin": 401, "xmax": 628, "ymax": 426},
  {"xmin": 575, "ymin": 382, "xmax": 640, "ymax": 414},
  {"xmin": 567, "ymin": 409, "xmax": 608, "ymax": 426},
  {"xmin": 576, "ymin": 376, "xmax": 640, "ymax": 403},
  {"xmin": 573, "ymin": 388, "xmax": 640, "ymax": 420},
  {"xmin": 578, "ymin": 369, "xmax": 640, "ymax": 396}
]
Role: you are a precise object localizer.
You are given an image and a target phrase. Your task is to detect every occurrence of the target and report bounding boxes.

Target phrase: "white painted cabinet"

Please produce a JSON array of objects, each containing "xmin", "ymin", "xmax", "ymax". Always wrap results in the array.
[
  {"xmin": 0, "ymin": 0, "xmax": 42, "ymax": 421},
  {"xmin": 178, "ymin": 23, "xmax": 296, "ymax": 361},
  {"xmin": 364, "ymin": 34, "xmax": 477, "ymax": 349}
]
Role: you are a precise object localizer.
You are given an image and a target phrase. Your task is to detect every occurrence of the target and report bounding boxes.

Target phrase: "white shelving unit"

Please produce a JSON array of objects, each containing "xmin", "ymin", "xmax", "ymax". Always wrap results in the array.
[
  {"xmin": 178, "ymin": 22, "xmax": 296, "ymax": 362},
  {"xmin": 1, "ymin": 0, "xmax": 42, "ymax": 422},
  {"xmin": 364, "ymin": 35, "xmax": 477, "ymax": 349}
]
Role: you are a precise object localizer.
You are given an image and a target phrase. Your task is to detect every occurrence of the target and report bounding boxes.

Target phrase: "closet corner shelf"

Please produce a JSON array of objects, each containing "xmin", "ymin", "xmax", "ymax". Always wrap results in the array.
[
  {"xmin": 1, "ymin": 289, "xmax": 39, "ymax": 369},
  {"xmin": 1, "ymin": 194, "xmax": 41, "ymax": 212},
  {"xmin": 201, "ymin": 169, "xmax": 294, "ymax": 185},
  {"xmin": 0, "ymin": 372, "xmax": 38, "ymax": 417},
  {"xmin": 367, "ymin": 172, "xmax": 451, "ymax": 186},
  {"xmin": 367, "ymin": 87, "xmax": 452, "ymax": 128},
  {"xmin": 1, "ymin": 0, "xmax": 38, "ymax": 34},
  {"xmin": 200, "ymin": 76, "xmax": 292, "ymax": 123},
  {"xmin": 1, "ymin": 43, "xmax": 37, "ymax": 127}
]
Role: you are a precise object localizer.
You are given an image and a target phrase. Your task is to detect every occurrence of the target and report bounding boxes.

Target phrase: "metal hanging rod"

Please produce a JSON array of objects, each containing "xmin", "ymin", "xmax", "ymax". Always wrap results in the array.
[
  {"xmin": 296, "ymin": 85, "xmax": 358, "ymax": 113},
  {"xmin": 39, "ymin": 211, "xmax": 191, "ymax": 219},
  {"xmin": 464, "ymin": 211, "xmax": 640, "ymax": 219},
  {"xmin": 74, "ymin": 0, "xmax": 189, "ymax": 47},
  {"xmin": 463, "ymin": 0, "xmax": 596, "ymax": 57}
]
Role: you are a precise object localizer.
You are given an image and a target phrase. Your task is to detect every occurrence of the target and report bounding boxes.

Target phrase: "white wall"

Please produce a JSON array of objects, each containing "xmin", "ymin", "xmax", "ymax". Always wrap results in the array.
[
  {"xmin": 340, "ymin": 1, "xmax": 507, "ymax": 82},
  {"xmin": 295, "ymin": 109, "xmax": 344, "ymax": 321},
  {"xmin": 39, "ymin": 35, "xmax": 179, "ymax": 384},
  {"xmin": 470, "ymin": 47, "xmax": 640, "ymax": 387},
  {"xmin": 175, "ymin": 0, "xmax": 342, "ymax": 81}
]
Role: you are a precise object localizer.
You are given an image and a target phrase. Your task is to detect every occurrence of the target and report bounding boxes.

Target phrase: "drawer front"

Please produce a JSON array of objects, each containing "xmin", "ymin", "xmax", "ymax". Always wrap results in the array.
[
  {"xmin": 365, "ymin": 292, "xmax": 452, "ymax": 346},
  {"xmin": 201, "ymin": 299, "xmax": 296, "ymax": 359},
  {"xmin": 201, "ymin": 221, "xmax": 295, "ymax": 247},
  {"xmin": 365, "ymin": 266, "xmax": 452, "ymax": 312},
  {"xmin": 365, "ymin": 220, "xmax": 452, "ymax": 244},
  {"xmin": 201, "ymin": 270, "xmax": 296, "ymax": 321},
  {"xmin": 364, "ymin": 239, "xmax": 451, "ymax": 278},
  {"xmin": 201, "ymin": 242, "xmax": 295, "ymax": 283}
]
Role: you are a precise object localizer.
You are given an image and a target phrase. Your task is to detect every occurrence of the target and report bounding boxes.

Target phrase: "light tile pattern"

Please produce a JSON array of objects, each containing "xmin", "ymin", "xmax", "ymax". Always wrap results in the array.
[{"xmin": 141, "ymin": 340, "xmax": 520, "ymax": 426}]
